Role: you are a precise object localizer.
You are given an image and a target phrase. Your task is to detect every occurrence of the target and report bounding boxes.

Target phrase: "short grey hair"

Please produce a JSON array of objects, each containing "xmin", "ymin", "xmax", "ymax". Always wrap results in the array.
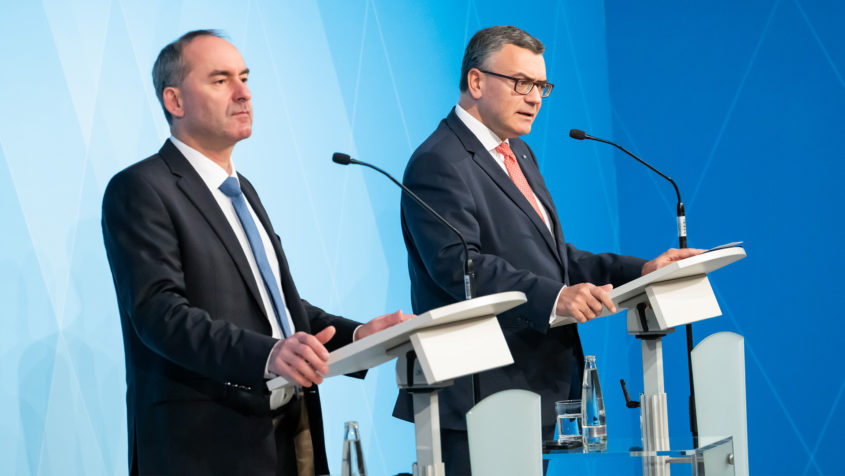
[
  {"xmin": 460, "ymin": 26, "xmax": 545, "ymax": 92},
  {"xmin": 152, "ymin": 29, "xmax": 226, "ymax": 124}
]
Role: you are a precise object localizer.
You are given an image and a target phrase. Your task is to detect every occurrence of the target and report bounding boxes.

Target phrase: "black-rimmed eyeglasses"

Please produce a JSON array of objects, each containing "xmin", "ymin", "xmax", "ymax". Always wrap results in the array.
[{"xmin": 479, "ymin": 70, "xmax": 554, "ymax": 97}]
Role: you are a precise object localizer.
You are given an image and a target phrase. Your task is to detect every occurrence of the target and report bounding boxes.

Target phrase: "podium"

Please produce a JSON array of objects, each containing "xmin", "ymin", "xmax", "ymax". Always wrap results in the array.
[
  {"xmin": 549, "ymin": 246, "xmax": 745, "ymax": 474},
  {"xmin": 268, "ymin": 291, "xmax": 527, "ymax": 476},
  {"xmin": 608, "ymin": 246, "xmax": 745, "ymax": 475}
]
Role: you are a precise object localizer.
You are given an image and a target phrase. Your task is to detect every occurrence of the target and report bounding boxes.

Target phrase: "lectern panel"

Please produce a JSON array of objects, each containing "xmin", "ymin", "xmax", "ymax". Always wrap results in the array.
[{"xmin": 410, "ymin": 316, "xmax": 514, "ymax": 384}]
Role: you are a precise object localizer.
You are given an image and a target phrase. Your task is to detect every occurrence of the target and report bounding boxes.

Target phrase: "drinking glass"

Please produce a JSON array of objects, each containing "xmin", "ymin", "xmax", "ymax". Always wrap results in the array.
[{"xmin": 555, "ymin": 399, "xmax": 582, "ymax": 444}]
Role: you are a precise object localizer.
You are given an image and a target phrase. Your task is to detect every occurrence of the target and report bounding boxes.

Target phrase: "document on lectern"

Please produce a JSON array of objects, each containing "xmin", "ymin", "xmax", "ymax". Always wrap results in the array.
[{"xmin": 550, "ymin": 244, "xmax": 745, "ymax": 328}]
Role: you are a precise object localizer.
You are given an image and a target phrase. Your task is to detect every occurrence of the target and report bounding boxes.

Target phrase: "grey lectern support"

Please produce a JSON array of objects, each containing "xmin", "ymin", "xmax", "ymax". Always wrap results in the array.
[
  {"xmin": 267, "ymin": 291, "xmax": 527, "ymax": 476},
  {"xmin": 612, "ymin": 246, "xmax": 745, "ymax": 475}
]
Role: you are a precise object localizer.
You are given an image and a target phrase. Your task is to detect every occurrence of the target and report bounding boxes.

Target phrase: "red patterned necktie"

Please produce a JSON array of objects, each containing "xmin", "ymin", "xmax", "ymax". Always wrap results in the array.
[{"xmin": 495, "ymin": 141, "xmax": 547, "ymax": 224}]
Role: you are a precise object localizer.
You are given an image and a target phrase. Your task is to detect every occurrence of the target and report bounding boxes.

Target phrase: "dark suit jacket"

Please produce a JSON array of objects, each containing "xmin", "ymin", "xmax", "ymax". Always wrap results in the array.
[
  {"xmin": 394, "ymin": 109, "xmax": 646, "ymax": 434},
  {"xmin": 102, "ymin": 139, "xmax": 360, "ymax": 476}
]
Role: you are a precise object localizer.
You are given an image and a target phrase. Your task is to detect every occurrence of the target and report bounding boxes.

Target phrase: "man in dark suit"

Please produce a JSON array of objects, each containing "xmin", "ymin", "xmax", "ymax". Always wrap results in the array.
[
  {"xmin": 102, "ymin": 30, "xmax": 409, "ymax": 476},
  {"xmin": 395, "ymin": 26, "xmax": 700, "ymax": 475}
]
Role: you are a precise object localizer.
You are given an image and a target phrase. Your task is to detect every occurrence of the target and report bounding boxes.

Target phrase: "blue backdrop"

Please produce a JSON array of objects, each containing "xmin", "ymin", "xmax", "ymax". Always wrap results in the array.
[{"xmin": 0, "ymin": 1, "xmax": 841, "ymax": 475}]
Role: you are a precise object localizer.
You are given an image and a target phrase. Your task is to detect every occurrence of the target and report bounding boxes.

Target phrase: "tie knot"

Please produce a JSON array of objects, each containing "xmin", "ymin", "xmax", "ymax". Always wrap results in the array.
[
  {"xmin": 219, "ymin": 176, "xmax": 243, "ymax": 198},
  {"xmin": 495, "ymin": 141, "xmax": 515, "ymax": 160}
]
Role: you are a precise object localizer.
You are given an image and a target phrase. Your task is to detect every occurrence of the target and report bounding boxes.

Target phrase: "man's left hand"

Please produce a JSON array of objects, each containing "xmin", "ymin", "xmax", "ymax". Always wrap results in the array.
[
  {"xmin": 355, "ymin": 310, "xmax": 415, "ymax": 341},
  {"xmin": 641, "ymin": 248, "xmax": 705, "ymax": 275}
]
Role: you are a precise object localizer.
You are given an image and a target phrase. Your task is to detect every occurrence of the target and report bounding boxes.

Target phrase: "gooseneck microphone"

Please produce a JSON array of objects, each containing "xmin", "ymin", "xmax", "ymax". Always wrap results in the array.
[
  {"xmin": 569, "ymin": 129, "xmax": 686, "ymax": 248},
  {"xmin": 333, "ymin": 152, "xmax": 482, "ymax": 405},
  {"xmin": 332, "ymin": 152, "xmax": 477, "ymax": 300},
  {"xmin": 568, "ymin": 129, "xmax": 698, "ymax": 447}
]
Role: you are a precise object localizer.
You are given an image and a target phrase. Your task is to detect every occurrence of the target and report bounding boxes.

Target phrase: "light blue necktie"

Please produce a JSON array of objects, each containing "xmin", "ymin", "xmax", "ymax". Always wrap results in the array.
[{"xmin": 219, "ymin": 176, "xmax": 293, "ymax": 338}]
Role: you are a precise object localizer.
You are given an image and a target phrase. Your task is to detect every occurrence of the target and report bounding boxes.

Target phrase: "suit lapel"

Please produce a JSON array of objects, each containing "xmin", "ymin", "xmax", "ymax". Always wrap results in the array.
[
  {"xmin": 508, "ymin": 140, "xmax": 570, "ymax": 278},
  {"xmin": 158, "ymin": 140, "xmax": 268, "ymax": 321},
  {"xmin": 445, "ymin": 111, "xmax": 562, "ymax": 265}
]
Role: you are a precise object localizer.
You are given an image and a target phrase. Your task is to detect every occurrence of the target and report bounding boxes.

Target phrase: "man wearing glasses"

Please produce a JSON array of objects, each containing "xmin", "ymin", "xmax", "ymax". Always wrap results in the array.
[{"xmin": 395, "ymin": 25, "xmax": 696, "ymax": 475}]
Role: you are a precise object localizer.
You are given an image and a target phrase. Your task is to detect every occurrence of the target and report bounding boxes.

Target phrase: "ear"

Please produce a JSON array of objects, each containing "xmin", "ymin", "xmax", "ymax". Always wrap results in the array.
[
  {"xmin": 466, "ymin": 68, "xmax": 484, "ymax": 100},
  {"xmin": 163, "ymin": 86, "xmax": 184, "ymax": 119}
]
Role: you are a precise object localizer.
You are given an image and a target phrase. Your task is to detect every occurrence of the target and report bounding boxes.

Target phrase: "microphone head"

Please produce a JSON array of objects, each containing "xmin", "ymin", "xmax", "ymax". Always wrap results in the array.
[
  {"xmin": 569, "ymin": 129, "xmax": 587, "ymax": 140},
  {"xmin": 332, "ymin": 152, "xmax": 352, "ymax": 165}
]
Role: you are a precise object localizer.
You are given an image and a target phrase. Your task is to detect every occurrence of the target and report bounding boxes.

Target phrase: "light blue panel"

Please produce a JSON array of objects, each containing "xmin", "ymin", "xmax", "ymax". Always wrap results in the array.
[
  {"xmin": 0, "ymin": 1, "xmax": 87, "ymax": 326},
  {"xmin": 40, "ymin": 0, "xmax": 110, "ymax": 146},
  {"xmin": 0, "ymin": 4, "xmax": 82, "ymax": 475},
  {"xmin": 60, "ymin": 164, "xmax": 127, "ymax": 475},
  {"xmin": 86, "ymin": 2, "xmax": 165, "ymax": 184},
  {"xmin": 117, "ymin": 0, "xmax": 184, "ymax": 143},
  {"xmin": 0, "ymin": 147, "xmax": 61, "ymax": 476},
  {"xmin": 174, "ymin": 0, "xmax": 250, "ymax": 38},
  {"xmin": 36, "ymin": 338, "xmax": 110, "ymax": 475}
]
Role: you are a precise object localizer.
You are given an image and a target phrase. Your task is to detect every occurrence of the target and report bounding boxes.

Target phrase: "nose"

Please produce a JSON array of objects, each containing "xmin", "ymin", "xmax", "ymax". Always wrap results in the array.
[
  {"xmin": 234, "ymin": 79, "xmax": 251, "ymax": 103},
  {"xmin": 525, "ymin": 84, "xmax": 542, "ymax": 105}
]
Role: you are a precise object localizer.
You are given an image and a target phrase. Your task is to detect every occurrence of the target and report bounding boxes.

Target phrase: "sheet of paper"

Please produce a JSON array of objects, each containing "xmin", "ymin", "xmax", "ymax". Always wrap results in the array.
[{"xmin": 704, "ymin": 241, "xmax": 743, "ymax": 253}]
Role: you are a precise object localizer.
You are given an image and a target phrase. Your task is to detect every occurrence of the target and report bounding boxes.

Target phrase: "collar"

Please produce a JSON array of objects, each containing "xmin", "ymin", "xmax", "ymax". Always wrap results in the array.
[
  {"xmin": 169, "ymin": 136, "xmax": 238, "ymax": 189},
  {"xmin": 454, "ymin": 104, "xmax": 509, "ymax": 153}
]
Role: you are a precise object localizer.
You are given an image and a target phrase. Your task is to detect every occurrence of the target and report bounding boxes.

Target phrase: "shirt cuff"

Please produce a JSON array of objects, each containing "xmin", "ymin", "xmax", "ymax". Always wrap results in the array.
[
  {"xmin": 549, "ymin": 285, "xmax": 567, "ymax": 324},
  {"xmin": 352, "ymin": 324, "xmax": 363, "ymax": 342},
  {"xmin": 264, "ymin": 341, "xmax": 279, "ymax": 379}
]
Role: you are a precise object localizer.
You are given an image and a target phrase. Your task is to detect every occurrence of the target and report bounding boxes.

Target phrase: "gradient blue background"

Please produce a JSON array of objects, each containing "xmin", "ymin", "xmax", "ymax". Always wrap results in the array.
[{"xmin": 0, "ymin": 1, "xmax": 841, "ymax": 475}]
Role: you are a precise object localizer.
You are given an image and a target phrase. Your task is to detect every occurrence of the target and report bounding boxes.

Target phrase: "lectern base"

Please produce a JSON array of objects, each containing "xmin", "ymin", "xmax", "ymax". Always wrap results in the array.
[{"xmin": 411, "ymin": 390, "xmax": 446, "ymax": 476}]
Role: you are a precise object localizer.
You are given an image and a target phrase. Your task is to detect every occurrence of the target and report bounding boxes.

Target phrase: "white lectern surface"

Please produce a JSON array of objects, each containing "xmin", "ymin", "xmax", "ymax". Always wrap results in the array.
[
  {"xmin": 268, "ymin": 291, "xmax": 527, "ymax": 390},
  {"xmin": 550, "ymin": 246, "xmax": 746, "ymax": 327}
]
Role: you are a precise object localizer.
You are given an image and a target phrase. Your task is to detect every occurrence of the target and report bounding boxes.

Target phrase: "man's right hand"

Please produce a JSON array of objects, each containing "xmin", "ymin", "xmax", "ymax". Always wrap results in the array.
[
  {"xmin": 555, "ymin": 283, "xmax": 616, "ymax": 323},
  {"xmin": 268, "ymin": 326, "xmax": 336, "ymax": 387}
]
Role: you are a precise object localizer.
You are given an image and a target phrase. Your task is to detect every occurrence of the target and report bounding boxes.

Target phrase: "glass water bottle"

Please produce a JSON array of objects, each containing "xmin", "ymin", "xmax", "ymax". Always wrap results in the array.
[{"xmin": 581, "ymin": 355, "xmax": 607, "ymax": 451}]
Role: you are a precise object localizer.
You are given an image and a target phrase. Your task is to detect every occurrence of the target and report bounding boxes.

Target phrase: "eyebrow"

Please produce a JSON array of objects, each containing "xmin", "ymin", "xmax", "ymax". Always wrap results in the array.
[
  {"xmin": 208, "ymin": 68, "xmax": 250, "ymax": 77},
  {"xmin": 510, "ymin": 72, "xmax": 547, "ymax": 82}
]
